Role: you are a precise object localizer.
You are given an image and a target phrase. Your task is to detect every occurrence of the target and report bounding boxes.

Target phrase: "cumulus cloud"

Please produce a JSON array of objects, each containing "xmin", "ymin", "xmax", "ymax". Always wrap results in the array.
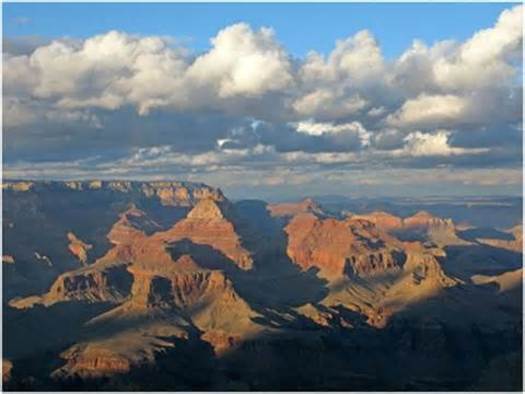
[
  {"xmin": 292, "ymin": 90, "xmax": 368, "ymax": 119},
  {"xmin": 3, "ymin": 24, "xmax": 293, "ymax": 117},
  {"xmin": 298, "ymin": 30, "xmax": 385, "ymax": 86},
  {"xmin": 386, "ymin": 94, "xmax": 468, "ymax": 128},
  {"xmin": 4, "ymin": 6, "xmax": 521, "ymax": 124},
  {"xmin": 395, "ymin": 130, "xmax": 489, "ymax": 157},
  {"xmin": 433, "ymin": 5, "xmax": 522, "ymax": 91},
  {"xmin": 2, "ymin": 5, "xmax": 522, "ymax": 195},
  {"xmin": 187, "ymin": 23, "xmax": 292, "ymax": 98},
  {"xmin": 294, "ymin": 120, "xmax": 371, "ymax": 147}
]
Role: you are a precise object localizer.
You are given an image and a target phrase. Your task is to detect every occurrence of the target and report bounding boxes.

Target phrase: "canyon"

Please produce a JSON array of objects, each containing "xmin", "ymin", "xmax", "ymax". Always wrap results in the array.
[{"xmin": 2, "ymin": 180, "xmax": 523, "ymax": 391}]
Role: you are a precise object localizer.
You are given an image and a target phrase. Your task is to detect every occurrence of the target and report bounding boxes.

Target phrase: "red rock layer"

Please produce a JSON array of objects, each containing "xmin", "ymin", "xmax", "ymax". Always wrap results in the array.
[
  {"xmin": 54, "ymin": 347, "xmax": 132, "ymax": 378},
  {"xmin": 2, "ymin": 359, "xmax": 13, "ymax": 383},
  {"xmin": 285, "ymin": 213, "xmax": 402, "ymax": 278},
  {"xmin": 127, "ymin": 255, "xmax": 236, "ymax": 311},
  {"xmin": 158, "ymin": 199, "xmax": 253, "ymax": 270},
  {"xmin": 67, "ymin": 232, "xmax": 92, "ymax": 265}
]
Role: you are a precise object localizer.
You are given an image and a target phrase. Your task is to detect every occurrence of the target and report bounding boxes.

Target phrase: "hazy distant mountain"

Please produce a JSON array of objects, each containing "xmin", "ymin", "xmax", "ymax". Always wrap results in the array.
[{"xmin": 312, "ymin": 194, "xmax": 522, "ymax": 229}]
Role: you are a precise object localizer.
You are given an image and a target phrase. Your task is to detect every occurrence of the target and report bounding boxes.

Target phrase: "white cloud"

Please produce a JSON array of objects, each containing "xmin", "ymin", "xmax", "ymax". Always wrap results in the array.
[
  {"xmin": 433, "ymin": 5, "xmax": 522, "ymax": 90},
  {"xmin": 299, "ymin": 30, "xmax": 384, "ymax": 85},
  {"xmin": 292, "ymin": 29, "xmax": 383, "ymax": 119},
  {"xmin": 112, "ymin": 143, "xmax": 277, "ymax": 170},
  {"xmin": 3, "ymin": 25, "xmax": 292, "ymax": 117},
  {"xmin": 368, "ymin": 106, "xmax": 386, "ymax": 117},
  {"xmin": 187, "ymin": 23, "xmax": 293, "ymax": 98},
  {"xmin": 4, "ymin": 6, "xmax": 521, "ymax": 127},
  {"xmin": 294, "ymin": 120, "xmax": 371, "ymax": 147},
  {"xmin": 395, "ymin": 130, "xmax": 488, "ymax": 157},
  {"xmin": 2, "ymin": 5, "xmax": 522, "ymax": 182},
  {"xmin": 292, "ymin": 89, "xmax": 367, "ymax": 118},
  {"xmin": 386, "ymin": 94, "xmax": 468, "ymax": 128}
]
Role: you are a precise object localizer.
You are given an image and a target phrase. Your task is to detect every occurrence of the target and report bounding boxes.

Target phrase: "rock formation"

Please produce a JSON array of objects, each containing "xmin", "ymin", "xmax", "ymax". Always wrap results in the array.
[
  {"xmin": 2, "ymin": 359, "xmax": 13, "ymax": 383},
  {"xmin": 2, "ymin": 255, "xmax": 15, "ymax": 264},
  {"xmin": 285, "ymin": 213, "xmax": 403, "ymax": 278},
  {"xmin": 478, "ymin": 225, "xmax": 523, "ymax": 252},
  {"xmin": 67, "ymin": 233, "xmax": 93, "ymax": 265},
  {"xmin": 160, "ymin": 199, "xmax": 253, "ymax": 270},
  {"xmin": 351, "ymin": 210, "xmax": 468, "ymax": 247}
]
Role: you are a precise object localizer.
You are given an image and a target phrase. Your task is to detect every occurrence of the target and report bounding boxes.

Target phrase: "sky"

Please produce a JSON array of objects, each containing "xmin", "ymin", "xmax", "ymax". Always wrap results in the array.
[
  {"xmin": 3, "ymin": 3, "xmax": 514, "ymax": 58},
  {"xmin": 2, "ymin": 3, "xmax": 523, "ymax": 200}
]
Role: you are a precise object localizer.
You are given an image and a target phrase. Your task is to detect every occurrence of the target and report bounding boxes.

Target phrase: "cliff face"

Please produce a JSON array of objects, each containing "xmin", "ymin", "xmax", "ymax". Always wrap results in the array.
[
  {"xmin": 160, "ymin": 199, "xmax": 253, "ymax": 270},
  {"xmin": 350, "ymin": 210, "xmax": 468, "ymax": 247},
  {"xmin": 55, "ymin": 347, "xmax": 133, "ymax": 378},
  {"xmin": 285, "ymin": 213, "xmax": 403, "ymax": 278}
]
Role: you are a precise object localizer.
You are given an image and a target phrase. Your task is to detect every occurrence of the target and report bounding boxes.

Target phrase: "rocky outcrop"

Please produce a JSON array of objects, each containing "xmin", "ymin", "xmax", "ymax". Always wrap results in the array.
[
  {"xmin": 403, "ymin": 211, "xmax": 438, "ymax": 228},
  {"xmin": 320, "ymin": 241, "xmax": 458, "ymax": 328},
  {"xmin": 350, "ymin": 211, "xmax": 403, "ymax": 232},
  {"xmin": 295, "ymin": 303, "xmax": 333, "ymax": 327},
  {"xmin": 2, "ymin": 255, "xmax": 15, "ymax": 264},
  {"xmin": 67, "ymin": 232, "xmax": 93, "ymax": 265},
  {"xmin": 140, "ymin": 181, "xmax": 224, "ymax": 207},
  {"xmin": 285, "ymin": 213, "xmax": 403, "ymax": 278},
  {"xmin": 125, "ymin": 255, "xmax": 237, "ymax": 311},
  {"xmin": 471, "ymin": 268, "xmax": 523, "ymax": 292},
  {"xmin": 478, "ymin": 225, "xmax": 522, "ymax": 253},
  {"xmin": 108, "ymin": 207, "xmax": 161, "ymax": 244},
  {"xmin": 201, "ymin": 330, "xmax": 241, "ymax": 356},
  {"xmin": 2, "ymin": 359, "xmax": 13, "ymax": 383},
  {"xmin": 54, "ymin": 347, "xmax": 133, "ymax": 378},
  {"xmin": 160, "ymin": 199, "xmax": 253, "ymax": 270},
  {"xmin": 51, "ymin": 317, "xmax": 190, "ymax": 379},
  {"xmin": 354, "ymin": 210, "xmax": 468, "ymax": 247},
  {"xmin": 2, "ymin": 181, "xmax": 34, "ymax": 191},
  {"xmin": 9, "ymin": 263, "xmax": 134, "ymax": 309}
]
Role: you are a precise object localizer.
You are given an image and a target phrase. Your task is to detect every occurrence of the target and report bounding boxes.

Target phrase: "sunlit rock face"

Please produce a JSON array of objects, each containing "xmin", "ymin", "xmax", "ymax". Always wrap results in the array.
[{"xmin": 284, "ymin": 213, "xmax": 403, "ymax": 278}]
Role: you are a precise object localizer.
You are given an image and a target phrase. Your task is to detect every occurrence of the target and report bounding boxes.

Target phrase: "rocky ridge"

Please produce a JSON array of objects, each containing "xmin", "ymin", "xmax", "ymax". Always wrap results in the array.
[{"xmin": 3, "ymin": 180, "xmax": 224, "ymax": 207}]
